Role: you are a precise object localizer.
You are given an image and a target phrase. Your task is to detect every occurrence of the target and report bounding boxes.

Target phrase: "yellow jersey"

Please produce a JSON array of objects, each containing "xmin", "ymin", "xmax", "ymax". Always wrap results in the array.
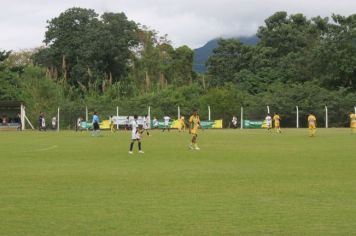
[
  {"xmin": 350, "ymin": 113, "xmax": 356, "ymax": 128},
  {"xmin": 189, "ymin": 115, "xmax": 200, "ymax": 134},
  {"xmin": 180, "ymin": 117, "xmax": 185, "ymax": 125},
  {"xmin": 308, "ymin": 115, "xmax": 317, "ymax": 129},
  {"xmin": 273, "ymin": 115, "xmax": 280, "ymax": 127}
]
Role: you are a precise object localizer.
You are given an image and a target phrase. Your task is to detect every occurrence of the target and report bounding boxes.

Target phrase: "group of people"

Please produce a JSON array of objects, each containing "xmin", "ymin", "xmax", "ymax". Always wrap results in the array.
[
  {"xmin": 265, "ymin": 113, "xmax": 282, "ymax": 134},
  {"xmin": 0, "ymin": 114, "xmax": 21, "ymax": 126},
  {"xmin": 150, "ymin": 115, "xmax": 171, "ymax": 131},
  {"xmin": 123, "ymin": 115, "xmax": 150, "ymax": 133},
  {"xmin": 38, "ymin": 112, "xmax": 57, "ymax": 131},
  {"xmin": 263, "ymin": 111, "xmax": 356, "ymax": 137},
  {"xmin": 89, "ymin": 110, "xmax": 202, "ymax": 154},
  {"xmin": 231, "ymin": 113, "xmax": 282, "ymax": 133},
  {"xmin": 128, "ymin": 110, "xmax": 201, "ymax": 154},
  {"xmin": 89, "ymin": 109, "xmax": 356, "ymax": 155}
]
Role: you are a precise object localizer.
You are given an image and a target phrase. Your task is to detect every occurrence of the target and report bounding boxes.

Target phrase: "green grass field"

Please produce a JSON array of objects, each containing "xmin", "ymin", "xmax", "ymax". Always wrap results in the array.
[{"xmin": 1, "ymin": 129, "xmax": 356, "ymax": 235}]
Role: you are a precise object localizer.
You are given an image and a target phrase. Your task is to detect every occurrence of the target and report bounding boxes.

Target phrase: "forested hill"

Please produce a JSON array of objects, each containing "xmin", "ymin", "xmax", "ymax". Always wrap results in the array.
[{"xmin": 193, "ymin": 35, "xmax": 259, "ymax": 73}]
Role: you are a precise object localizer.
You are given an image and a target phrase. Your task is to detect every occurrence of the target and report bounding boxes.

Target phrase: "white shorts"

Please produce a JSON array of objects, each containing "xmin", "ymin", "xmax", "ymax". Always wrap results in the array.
[
  {"xmin": 266, "ymin": 122, "xmax": 272, "ymax": 128},
  {"xmin": 131, "ymin": 132, "xmax": 141, "ymax": 140}
]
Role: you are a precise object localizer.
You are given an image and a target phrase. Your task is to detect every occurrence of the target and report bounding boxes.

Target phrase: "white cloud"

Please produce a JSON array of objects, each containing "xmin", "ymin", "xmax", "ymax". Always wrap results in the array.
[{"xmin": 0, "ymin": 0, "xmax": 355, "ymax": 51}]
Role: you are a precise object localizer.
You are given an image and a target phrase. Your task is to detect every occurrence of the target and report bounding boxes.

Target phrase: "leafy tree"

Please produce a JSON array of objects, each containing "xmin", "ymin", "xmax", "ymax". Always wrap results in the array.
[
  {"xmin": 313, "ymin": 14, "xmax": 356, "ymax": 88},
  {"xmin": 33, "ymin": 7, "xmax": 140, "ymax": 89}
]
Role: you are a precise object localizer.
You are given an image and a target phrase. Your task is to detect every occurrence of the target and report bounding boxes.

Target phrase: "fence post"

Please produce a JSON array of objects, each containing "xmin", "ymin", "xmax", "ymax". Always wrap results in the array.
[
  {"xmin": 57, "ymin": 107, "xmax": 60, "ymax": 132},
  {"xmin": 148, "ymin": 106, "xmax": 151, "ymax": 128},
  {"xmin": 240, "ymin": 106, "xmax": 243, "ymax": 129},
  {"xmin": 178, "ymin": 106, "xmax": 180, "ymax": 119},
  {"xmin": 208, "ymin": 105, "xmax": 211, "ymax": 120},
  {"xmin": 85, "ymin": 106, "xmax": 88, "ymax": 122},
  {"xmin": 267, "ymin": 105, "xmax": 270, "ymax": 114},
  {"xmin": 116, "ymin": 106, "xmax": 119, "ymax": 130},
  {"xmin": 21, "ymin": 103, "xmax": 25, "ymax": 131},
  {"xmin": 296, "ymin": 106, "xmax": 299, "ymax": 128},
  {"xmin": 325, "ymin": 106, "xmax": 328, "ymax": 128}
]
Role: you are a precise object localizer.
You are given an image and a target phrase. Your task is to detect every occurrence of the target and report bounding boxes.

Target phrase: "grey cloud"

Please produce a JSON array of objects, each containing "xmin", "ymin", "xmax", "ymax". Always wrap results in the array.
[{"xmin": 0, "ymin": 0, "xmax": 355, "ymax": 51}]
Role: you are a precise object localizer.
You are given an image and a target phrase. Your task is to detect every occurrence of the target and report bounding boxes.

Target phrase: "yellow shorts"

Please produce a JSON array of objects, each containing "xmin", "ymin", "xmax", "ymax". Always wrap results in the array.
[
  {"xmin": 274, "ymin": 122, "xmax": 280, "ymax": 128},
  {"xmin": 309, "ymin": 124, "xmax": 316, "ymax": 129},
  {"xmin": 351, "ymin": 121, "xmax": 356, "ymax": 128},
  {"xmin": 191, "ymin": 129, "xmax": 198, "ymax": 135}
]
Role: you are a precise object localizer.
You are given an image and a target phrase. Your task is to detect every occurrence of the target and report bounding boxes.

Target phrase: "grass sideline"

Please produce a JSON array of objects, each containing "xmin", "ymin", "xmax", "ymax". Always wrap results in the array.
[{"xmin": 0, "ymin": 128, "xmax": 356, "ymax": 235}]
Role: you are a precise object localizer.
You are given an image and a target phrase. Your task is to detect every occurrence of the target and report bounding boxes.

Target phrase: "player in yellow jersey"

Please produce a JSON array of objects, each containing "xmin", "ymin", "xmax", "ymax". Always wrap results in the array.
[
  {"xmin": 189, "ymin": 110, "xmax": 201, "ymax": 150},
  {"xmin": 178, "ymin": 116, "xmax": 186, "ymax": 132},
  {"xmin": 109, "ymin": 115, "xmax": 115, "ymax": 132},
  {"xmin": 308, "ymin": 113, "xmax": 317, "ymax": 137},
  {"xmin": 273, "ymin": 113, "xmax": 281, "ymax": 133},
  {"xmin": 349, "ymin": 112, "xmax": 356, "ymax": 134}
]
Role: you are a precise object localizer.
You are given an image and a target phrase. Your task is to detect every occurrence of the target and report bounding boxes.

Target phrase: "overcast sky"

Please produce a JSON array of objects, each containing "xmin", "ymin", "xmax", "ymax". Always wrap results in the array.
[{"xmin": 1, "ymin": 0, "xmax": 355, "ymax": 51}]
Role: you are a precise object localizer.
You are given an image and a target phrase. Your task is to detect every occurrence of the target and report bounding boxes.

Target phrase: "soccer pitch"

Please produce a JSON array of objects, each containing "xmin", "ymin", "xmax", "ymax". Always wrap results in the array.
[{"xmin": 1, "ymin": 129, "xmax": 356, "ymax": 235}]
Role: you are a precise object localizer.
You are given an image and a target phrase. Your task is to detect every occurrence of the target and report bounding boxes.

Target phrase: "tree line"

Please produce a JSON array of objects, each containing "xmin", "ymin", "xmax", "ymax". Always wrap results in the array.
[{"xmin": 0, "ymin": 9, "xmax": 355, "ymax": 128}]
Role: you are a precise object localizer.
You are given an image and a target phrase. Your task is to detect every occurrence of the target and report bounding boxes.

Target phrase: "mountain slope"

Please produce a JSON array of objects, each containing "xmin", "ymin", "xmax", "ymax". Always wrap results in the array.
[{"xmin": 193, "ymin": 35, "xmax": 259, "ymax": 73}]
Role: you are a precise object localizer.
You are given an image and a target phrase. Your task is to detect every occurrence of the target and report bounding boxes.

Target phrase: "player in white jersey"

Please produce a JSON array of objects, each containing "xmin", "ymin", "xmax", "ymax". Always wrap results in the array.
[
  {"xmin": 265, "ymin": 113, "xmax": 272, "ymax": 131},
  {"xmin": 142, "ymin": 115, "xmax": 150, "ymax": 136},
  {"xmin": 129, "ymin": 115, "xmax": 144, "ymax": 154},
  {"xmin": 232, "ymin": 115, "xmax": 238, "ymax": 129},
  {"xmin": 51, "ymin": 116, "xmax": 57, "ymax": 130},
  {"xmin": 162, "ymin": 115, "xmax": 170, "ymax": 132},
  {"xmin": 152, "ymin": 117, "xmax": 159, "ymax": 129},
  {"xmin": 76, "ymin": 117, "xmax": 83, "ymax": 132},
  {"xmin": 41, "ymin": 114, "xmax": 46, "ymax": 131}
]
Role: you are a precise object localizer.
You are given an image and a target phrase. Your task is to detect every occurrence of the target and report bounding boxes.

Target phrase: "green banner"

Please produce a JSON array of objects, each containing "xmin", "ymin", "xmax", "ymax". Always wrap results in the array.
[
  {"xmin": 200, "ymin": 121, "xmax": 214, "ymax": 128},
  {"xmin": 243, "ymin": 120, "xmax": 263, "ymax": 128},
  {"xmin": 80, "ymin": 121, "xmax": 92, "ymax": 129}
]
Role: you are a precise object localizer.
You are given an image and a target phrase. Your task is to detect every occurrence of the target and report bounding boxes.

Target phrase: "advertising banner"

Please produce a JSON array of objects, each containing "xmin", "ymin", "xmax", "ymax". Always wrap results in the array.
[
  {"xmin": 152, "ymin": 120, "xmax": 223, "ymax": 129},
  {"xmin": 111, "ymin": 116, "xmax": 150, "ymax": 127},
  {"xmin": 80, "ymin": 116, "xmax": 150, "ymax": 130},
  {"xmin": 79, "ymin": 118, "xmax": 223, "ymax": 129},
  {"xmin": 243, "ymin": 120, "xmax": 268, "ymax": 128},
  {"xmin": 200, "ymin": 120, "xmax": 223, "ymax": 129}
]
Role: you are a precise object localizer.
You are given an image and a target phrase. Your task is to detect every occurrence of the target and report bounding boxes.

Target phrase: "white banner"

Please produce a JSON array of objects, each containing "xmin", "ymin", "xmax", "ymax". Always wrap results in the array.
[{"xmin": 112, "ymin": 116, "xmax": 150, "ymax": 128}]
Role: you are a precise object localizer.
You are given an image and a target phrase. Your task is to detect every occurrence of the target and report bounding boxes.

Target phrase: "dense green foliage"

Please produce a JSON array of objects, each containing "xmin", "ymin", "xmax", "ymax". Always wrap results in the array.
[
  {"xmin": 1, "ymin": 9, "xmax": 355, "ymax": 128},
  {"xmin": 1, "ymin": 129, "xmax": 356, "ymax": 235},
  {"xmin": 208, "ymin": 12, "xmax": 356, "ymax": 89},
  {"xmin": 206, "ymin": 12, "xmax": 356, "ymax": 126}
]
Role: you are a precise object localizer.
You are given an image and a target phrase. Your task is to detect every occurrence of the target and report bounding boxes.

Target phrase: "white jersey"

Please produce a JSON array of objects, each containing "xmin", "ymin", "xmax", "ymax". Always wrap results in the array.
[
  {"xmin": 164, "ymin": 116, "xmax": 170, "ymax": 126},
  {"xmin": 52, "ymin": 117, "xmax": 56, "ymax": 126},
  {"xmin": 143, "ymin": 117, "xmax": 149, "ymax": 129},
  {"xmin": 153, "ymin": 118, "xmax": 158, "ymax": 127},
  {"xmin": 266, "ymin": 116, "xmax": 272, "ymax": 126},
  {"xmin": 41, "ymin": 118, "xmax": 46, "ymax": 127},
  {"xmin": 131, "ymin": 120, "xmax": 140, "ymax": 140},
  {"xmin": 232, "ymin": 117, "xmax": 237, "ymax": 125}
]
